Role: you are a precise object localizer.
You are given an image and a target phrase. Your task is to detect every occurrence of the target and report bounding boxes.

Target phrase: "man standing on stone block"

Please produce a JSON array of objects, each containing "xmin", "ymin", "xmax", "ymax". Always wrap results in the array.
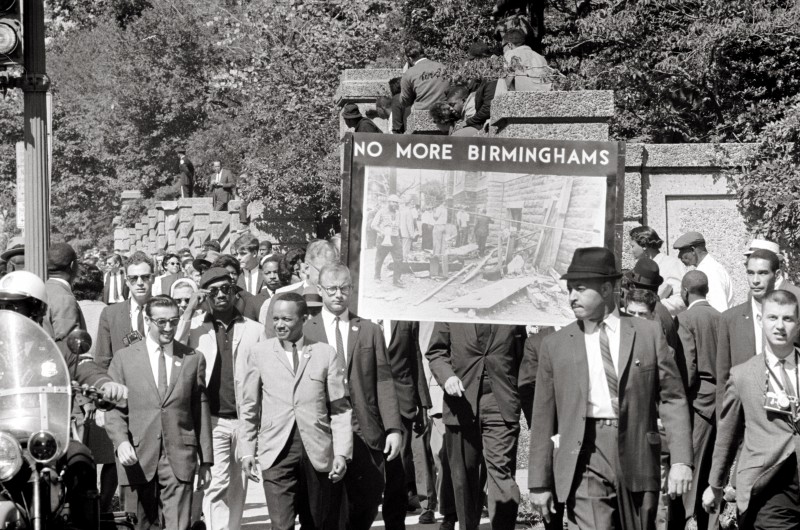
[
  {"xmin": 178, "ymin": 148, "xmax": 195, "ymax": 198},
  {"xmin": 208, "ymin": 160, "xmax": 235, "ymax": 212},
  {"xmin": 401, "ymin": 40, "xmax": 450, "ymax": 111}
]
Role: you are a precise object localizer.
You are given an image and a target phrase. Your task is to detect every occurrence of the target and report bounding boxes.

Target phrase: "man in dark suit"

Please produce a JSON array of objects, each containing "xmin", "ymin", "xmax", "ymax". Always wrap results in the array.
[
  {"xmin": 703, "ymin": 290, "xmax": 800, "ymax": 527},
  {"xmin": 426, "ymin": 321, "xmax": 527, "ymax": 530},
  {"xmin": 673, "ymin": 270, "xmax": 721, "ymax": 530},
  {"xmin": 43, "ymin": 242, "xmax": 86, "ymax": 346},
  {"xmin": 178, "ymin": 148, "xmax": 195, "ymax": 198},
  {"xmin": 103, "ymin": 253, "xmax": 129, "ymax": 304},
  {"xmin": 94, "ymin": 250, "xmax": 155, "ymax": 511},
  {"xmin": 105, "ymin": 295, "xmax": 213, "ymax": 529},
  {"xmin": 383, "ymin": 320, "xmax": 432, "ymax": 528},
  {"xmin": 303, "ymin": 263, "xmax": 403, "ymax": 530},
  {"xmin": 529, "ymin": 247, "xmax": 693, "ymax": 530},
  {"xmin": 716, "ymin": 248, "xmax": 782, "ymax": 410},
  {"xmin": 234, "ymin": 234, "xmax": 269, "ymax": 296},
  {"xmin": 208, "ymin": 160, "xmax": 236, "ymax": 211},
  {"xmin": 240, "ymin": 293, "xmax": 352, "ymax": 530}
]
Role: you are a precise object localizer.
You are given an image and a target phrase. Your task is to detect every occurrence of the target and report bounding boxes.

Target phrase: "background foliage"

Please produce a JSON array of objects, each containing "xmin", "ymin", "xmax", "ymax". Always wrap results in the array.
[{"xmin": 0, "ymin": 0, "xmax": 798, "ymax": 250}]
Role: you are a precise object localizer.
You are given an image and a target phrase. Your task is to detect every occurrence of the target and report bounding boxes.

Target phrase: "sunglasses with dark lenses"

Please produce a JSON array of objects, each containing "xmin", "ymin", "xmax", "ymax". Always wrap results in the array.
[
  {"xmin": 208, "ymin": 284, "xmax": 234, "ymax": 297},
  {"xmin": 127, "ymin": 274, "xmax": 153, "ymax": 283},
  {"xmin": 150, "ymin": 317, "xmax": 181, "ymax": 329}
]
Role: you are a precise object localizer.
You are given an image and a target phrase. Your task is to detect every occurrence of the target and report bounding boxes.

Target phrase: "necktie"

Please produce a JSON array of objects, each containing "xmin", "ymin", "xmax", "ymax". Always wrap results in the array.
[
  {"xmin": 292, "ymin": 343, "xmax": 299, "ymax": 374},
  {"xmin": 136, "ymin": 306, "xmax": 145, "ymax": 335},
  {"xmin": 598, "ymin": 322, "xmax": 619, "ymax": 416},
  {"xmin": 157, "ymin": 347, "xmax": 168, "ymax": 401},
  {"xmin": 111, "ymin": 274, "xmax": 119, "ymax": 302},
  {"xmin": 334, "ymin": 316, "xmax": 346, "ymax": 366},
  {"xmin": 779, "ymin": 359, "xmax": 796, "ymax": 398}
]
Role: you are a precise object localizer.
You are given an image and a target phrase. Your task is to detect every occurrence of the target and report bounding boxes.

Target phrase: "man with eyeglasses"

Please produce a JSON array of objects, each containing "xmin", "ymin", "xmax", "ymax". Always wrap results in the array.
[
  {"xmin": 94, "ymin": 250, "xmax": 156, "ymax": 512},
  {"xmin": 105, "ymin": 295, "xmax": 213, "ymax": 530},
  {"xmin": 304, "ymin": 262, "xmax": 403, "ymax": 530},
  {"xmin": 212, "ymin": 254, "xmax": 266, "ymax": 322},
  {"xmin": 183, "ymin": 267, "xmax": 264, "ymax": 530}
]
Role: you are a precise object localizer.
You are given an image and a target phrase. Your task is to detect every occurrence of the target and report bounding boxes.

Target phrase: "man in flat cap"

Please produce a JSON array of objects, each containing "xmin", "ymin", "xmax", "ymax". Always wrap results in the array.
[
  {"xmin": 342, "ymin": 103, "xmax": 383, "ymax": 133},
  {"xmin": 673, "ymin": 231, "xmax": 733, "ymax": 312},
  {"xmin": 529, "ymin": 247, "xmax": 693, "ymax": 530}
]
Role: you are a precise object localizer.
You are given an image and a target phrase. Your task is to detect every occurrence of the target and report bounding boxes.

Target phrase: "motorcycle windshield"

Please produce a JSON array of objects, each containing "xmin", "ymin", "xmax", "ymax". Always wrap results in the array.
[{"xmin": 0, "ymin": 311, "xmax": 71, "ymax": 460}]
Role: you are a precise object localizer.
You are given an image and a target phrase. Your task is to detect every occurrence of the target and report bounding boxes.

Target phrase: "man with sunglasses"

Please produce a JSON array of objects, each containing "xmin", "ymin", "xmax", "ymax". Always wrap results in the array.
[
  {"xmin": 94, "ymin": 250, "xmax": 156, "ymax": 511},
  {"xmin": 304, "ymin": 262, "xmax": 403, "ymax": 530},
  {"xmin": 105, "ymin": 295, "xmax": 213, "ymax": 530},
  {"xmin": 183, "ymin": 267, "xmax": 264, "ymax": 530}
]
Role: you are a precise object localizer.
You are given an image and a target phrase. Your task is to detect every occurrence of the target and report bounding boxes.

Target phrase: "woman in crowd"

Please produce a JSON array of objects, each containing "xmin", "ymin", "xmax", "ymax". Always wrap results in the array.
[{"xmin": 73, "ymin": 262, "xmax": 106, "ymax": 358}]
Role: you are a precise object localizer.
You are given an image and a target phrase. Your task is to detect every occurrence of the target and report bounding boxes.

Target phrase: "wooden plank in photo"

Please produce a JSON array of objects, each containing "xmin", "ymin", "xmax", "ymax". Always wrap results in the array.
[{"xmin": 443, "ymin": 277, "xmax": 533, "ymax": 310}]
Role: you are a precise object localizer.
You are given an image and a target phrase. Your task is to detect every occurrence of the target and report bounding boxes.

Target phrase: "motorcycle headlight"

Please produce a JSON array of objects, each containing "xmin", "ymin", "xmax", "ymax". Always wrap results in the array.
[
  {"xmin": 28, "ymin": 431, "xmax": 58, "ymax": 464},
  {"xmin": 0, "ymin": 433, "xmax": 22, "ymax": 481}
]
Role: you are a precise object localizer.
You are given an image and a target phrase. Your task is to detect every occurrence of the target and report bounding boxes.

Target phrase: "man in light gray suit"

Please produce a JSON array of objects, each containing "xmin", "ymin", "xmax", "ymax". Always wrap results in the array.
[
  {"xmin": 105, "ymin": 295, "xmax": 213, "ymax": 530},
  {"xmin": 240, "ymin": 293, "xmax": 352, "ymax": 530},
  {"xmin": 704, "ymin": 289, "xmax": 800, "ymax": 527}
]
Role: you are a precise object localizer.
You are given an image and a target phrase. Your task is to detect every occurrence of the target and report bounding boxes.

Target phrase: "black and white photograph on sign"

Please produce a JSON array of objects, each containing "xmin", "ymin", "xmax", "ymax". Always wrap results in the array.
[{"xmin": 357, "ymin": 165, "xmax": 608, "ymax": 327}]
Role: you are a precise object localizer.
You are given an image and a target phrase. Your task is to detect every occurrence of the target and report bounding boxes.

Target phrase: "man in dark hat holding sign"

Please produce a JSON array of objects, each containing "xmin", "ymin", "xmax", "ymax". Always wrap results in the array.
[{"xmin": 528, "ymin": 247, "xmax": 693, "ymax": 530}]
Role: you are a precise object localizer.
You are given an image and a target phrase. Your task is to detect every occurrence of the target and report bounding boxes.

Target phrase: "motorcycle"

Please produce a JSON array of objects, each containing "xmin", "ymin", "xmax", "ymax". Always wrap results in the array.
[{"xmin": 0, "ymin": 311, "xmax": 133, "ymax": 529}]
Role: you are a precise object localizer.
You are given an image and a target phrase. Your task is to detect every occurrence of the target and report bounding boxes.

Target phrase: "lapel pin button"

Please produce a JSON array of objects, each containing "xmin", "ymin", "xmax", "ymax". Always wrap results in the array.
[
  {"xmin": 635, "ymin": 359, "xmax": 640, "ymax": 366},
  {"xmin": 175, "ymin": 361, "xmax": 182, "ymax": 366},
  {"xmin": 303, "ymin": 353, "xmax": 310, "ymax": 358},
  {"xmin": 352, "ymin": 326, "xmax": 358, "ymax": 331}
]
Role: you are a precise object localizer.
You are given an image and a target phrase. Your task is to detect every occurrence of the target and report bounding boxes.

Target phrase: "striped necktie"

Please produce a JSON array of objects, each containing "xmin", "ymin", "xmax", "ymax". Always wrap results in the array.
[{"xmin": 598, "ymin": 322, "xmax": 619, "ymax": 416}]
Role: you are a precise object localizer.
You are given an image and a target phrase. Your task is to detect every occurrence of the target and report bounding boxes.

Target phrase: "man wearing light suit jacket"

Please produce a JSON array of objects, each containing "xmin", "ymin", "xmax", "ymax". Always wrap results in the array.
[
  {"xmin": 303, "ymin": 263, "xmax": 404, "ymax": 530},
  {"xmin": 703, "ymin": 290, "xmax": 800, "ymax": 527},
  {"xmin": 105, "ymin": 295, "xmax": 213, "ymax": 530},
  {"xmin": 529, "ymin": 247, "xmax": 693, "ymax": 530},
  {"xmin": 181, "ymin": 267, "xmax": 265, "ymax": 530},
  {"xmin": 240, "ymin": 293, "xmax": 352, "ymax": 530}
]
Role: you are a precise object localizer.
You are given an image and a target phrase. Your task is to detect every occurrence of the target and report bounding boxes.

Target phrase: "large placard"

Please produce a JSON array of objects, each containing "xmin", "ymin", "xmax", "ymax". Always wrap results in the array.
[{"xmin": 341, "ymin": 133, "xmax": 624, "ymax": 327}]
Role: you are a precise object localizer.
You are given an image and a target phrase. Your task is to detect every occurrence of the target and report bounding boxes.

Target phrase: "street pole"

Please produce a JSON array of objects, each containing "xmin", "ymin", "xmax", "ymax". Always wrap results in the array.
[{"xmin": 21, "ymin": 0, "xmax": 49, "ymax": 279}]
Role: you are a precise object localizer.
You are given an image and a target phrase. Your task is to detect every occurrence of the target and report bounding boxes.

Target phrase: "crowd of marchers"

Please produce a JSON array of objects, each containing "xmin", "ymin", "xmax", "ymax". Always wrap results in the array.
[{"xmin": 3, "ymin": 218, "xmax": 800, "ymax": 530}]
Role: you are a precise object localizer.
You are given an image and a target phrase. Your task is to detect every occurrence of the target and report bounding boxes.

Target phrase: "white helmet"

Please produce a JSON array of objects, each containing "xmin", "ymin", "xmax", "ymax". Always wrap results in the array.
[{"xmin": 0, "ymin": 271, "xmax": 47, "ymax": 306}]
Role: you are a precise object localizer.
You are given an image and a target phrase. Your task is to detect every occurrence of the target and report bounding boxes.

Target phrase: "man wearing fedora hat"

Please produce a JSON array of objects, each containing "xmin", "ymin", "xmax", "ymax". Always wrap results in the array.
[
  {"xmin": 371, "ymin": 194, "xmax": 405, "ymax": 288},
  {"xmin": 529, "ymin": 247, "xmax": 693, "ymax": 530},
  {"xmin": 342, "ymin": 103, "xmax": 382, "ymax": 133},
  {"xmin": 672, "ymin": 231, "xmax": 732, "ymax": 312}
]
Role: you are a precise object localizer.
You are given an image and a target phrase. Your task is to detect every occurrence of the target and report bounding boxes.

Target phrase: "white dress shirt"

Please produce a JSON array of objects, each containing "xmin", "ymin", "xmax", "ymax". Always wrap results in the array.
[
  {"xmin": 281, "ymin": 337, "xmax": 304, "ymax": 371},
  {"xmin": 321, "ymin": 308, "xmax": 350, "ymax": 361},
  {"xmin": 652, "ymin": 252, "xmax": 687, "ymax": 316},
  {"xmin": 145, "ymin": 335, "xmax": 174, "ymax": 390},
  {"xmin": 107, "ymin": 273, "xmax": 126, "ymax": 304},
  {"xmin": 244, "ymin": 267, "xmax": 259, "ymax": 296},
  {"xmin": 372, "ymin": 319, "xmax": 393, "ymax": 348},
  {"xmin": 130, "ymin": 299, "xmax": 145, "ymax": 334},
  {"xmin": 765, "ymin": 345, "xmax": 799, "ymax": 397},
  {"xmin": 752, "ymin": 297, "xmax": 764, "ymax": 356},
  {"xmin": 697, "ymin": 253, "xmax": 734, "ymax": 312},
  {"xmin": 583, "ymin": 309, "xmax": 622, "ymax": 419}
]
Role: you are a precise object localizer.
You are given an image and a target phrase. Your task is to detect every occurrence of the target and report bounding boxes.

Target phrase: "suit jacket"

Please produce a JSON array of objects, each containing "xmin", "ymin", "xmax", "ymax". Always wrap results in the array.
[
  {"xmin": 390, "ymin": 93, "xmax": 406, "ymax": 134},
  {"xmin": 95, "ymin": 299, "xmax": 136, "ymax": 370},
  {"xmin": 465, "ymin": 79, "xmax": 498, "ymax": 130},
  {"xmin": 386, "ymin": 321, "xmax": 432, "ymax": 419},
  {"xmin": 179, "ymin": 157, "xmax": 195, "ymax": 186},
  {"xmin": 528, "ymin": 316, "xmax": 692, "ymax": 501},
  {"xmin": 209, "ymin": 168, "xmax": 236, "ymax": 206},
  {"xmin": 675, "ymin": 300, "xmax": 721, "ymax": 419},
  {"xmin": 426, "ymin": 323, "xmax": 527, "ymax": 426},
  {"xmin": 304, "ymin": 312, "xmax": 403, "ymax": 450},
  {"xmin": 716, "ymin": 301, "xmax": 756, "ymax": 411},
  {"xmin": 102, "ymin": 271, "xmax": 129, "ymax": 305},
  {"xmin": 43, "ymin": 279, "xmax": 86, "ymax": 344},
  {"xmin": 518, "ymin": 327, "xmax": 557, "ymax": 425},
  {"xmin": 709, "ymin": 354, "xmax": 800, "ymax": 513},
  {"xmin": 399, "ymin": 208, "xmax": 417, "ymax": 239},
  {"xmin": 354, "ymin": 117, "xmax": 382, "ymax": 133},
  {"xmin": 182, "ymin": 312, "xmax": 265, "ymax": 418},
  {"xmin": 400, "ymin": 58, "xmax": 450, "ymax": 110},
  {"xmin": 237, "ymin": 269, "xmax": 269, "ymax": 297},
  {"xmin": 235, "ymin": 290, "xmax": 267, "ymax": 322},
  {"xmin": 160, "ymin": 272, "xmax": 184, "ymax": 297},
  {"xmin": 237, "ymin": 337, "xmax": 353, "ymax": 472},
  {"xmin": 104, "ymin": 340, "xmax": 213, "ymax": 485}
]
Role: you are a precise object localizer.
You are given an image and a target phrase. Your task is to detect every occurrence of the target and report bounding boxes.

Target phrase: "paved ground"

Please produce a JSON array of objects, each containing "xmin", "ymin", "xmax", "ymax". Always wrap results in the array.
[{"xmin": 239, "ymin": 471, "xmax": 534, "ymax": 529}]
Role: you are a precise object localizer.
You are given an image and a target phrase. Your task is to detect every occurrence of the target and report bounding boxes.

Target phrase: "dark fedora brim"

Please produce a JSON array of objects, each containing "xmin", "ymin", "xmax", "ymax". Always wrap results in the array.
[
  {"xmin": 561, "ymin": 271, "xmax": 623, "ymax": 281},
  {"xmin": 624, "ymin": 271, "xmax": 663, "ymax": 287}
]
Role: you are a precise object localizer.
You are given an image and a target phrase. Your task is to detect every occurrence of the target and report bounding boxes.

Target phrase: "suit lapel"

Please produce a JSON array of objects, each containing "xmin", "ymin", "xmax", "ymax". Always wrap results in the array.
[
  {"xmin": 739, "ymin": 303, "xmax": 757, "ymax": 353},
  {"xmin": 163, "ymin": 345, "xmax": 186, "ymax": 404},
  {"xmin": 294, "ymin": 343, "xmax": 313, "ymax": 386},
  {"xmin": 271, "ymin": 338, "xmax": 294, "ymax": 375},
  {"xmin": 617, "ymin": 317, "xmax": 635, "ymax": 382},
  {"xmin": 232, "ymin": 319, "xmax": 244, "ymax": 356},
  {"xmin": 134, "ymin": 341, "xmax": 160, "ymax": 398},
  {"xmin": 348, "ymin": 315, "xmax": 361, "ymax": 370},
  {"xmin": 571, "ymin": 322, "xmax": 590, "ymax": 406}
]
